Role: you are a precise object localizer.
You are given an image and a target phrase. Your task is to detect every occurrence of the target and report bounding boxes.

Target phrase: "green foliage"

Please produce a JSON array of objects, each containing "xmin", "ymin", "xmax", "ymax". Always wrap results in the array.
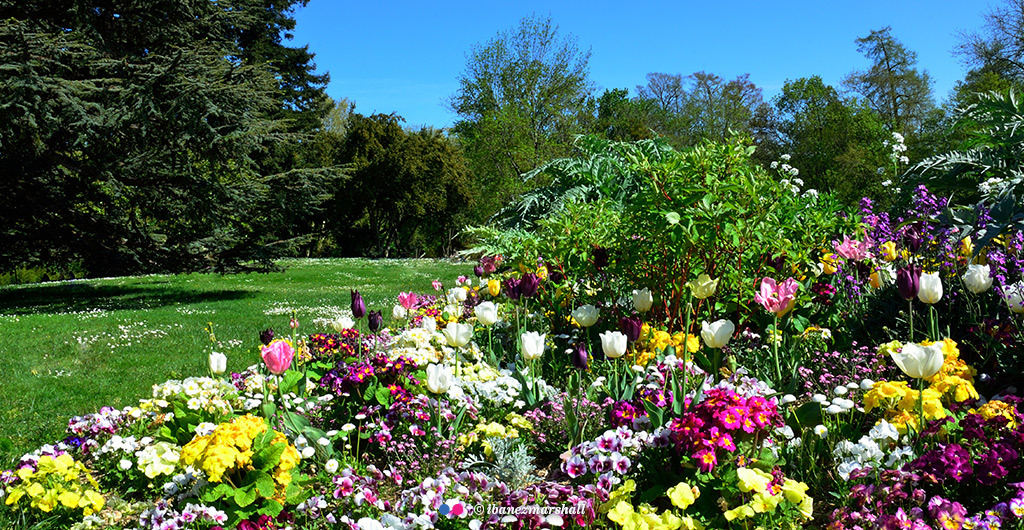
[
  {"xmin": 0, "ymin": 1, "xmax": 333, "ymax": 275},
  {"xmin": 449, "ymin": 14, "xmax": 596, "ymax": 222}
]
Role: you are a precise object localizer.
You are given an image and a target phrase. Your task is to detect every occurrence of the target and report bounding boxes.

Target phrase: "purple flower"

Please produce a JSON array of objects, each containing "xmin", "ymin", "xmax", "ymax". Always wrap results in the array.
[
  {"xmin": 259, "ymin": 328, "xmax": 275, "ymax": 345},
  {"xmin": 367, "ymin": 310, "xmax": 383, "ymax": 333},
  {"xmin": 618, "ymin": 316, "xmax": 643, "ymax": 343},
  {"xmin": 473, "ymin": 265, "xmax": 484, "ymax": 277},
  {"xmin": 571, "ymin": 342, "xmax": 589, "ymax": 370},
  {"xmin": 520, "ymin": 273, "xmax": 540, "ymax": 298},
  {"xmin": 351, "ymin": 290, "xmax": 366, "ymax": 319},
  {"xmin": 896, "ymin": 265, "xmax": 921, "ymax": 301},
  {"xmin": 564, "ymin": 455, "xmax": 587, "ymax": 478},
  {"xmin": 503, "ymin": 278, "xmax": 522, "ymax": 301}
]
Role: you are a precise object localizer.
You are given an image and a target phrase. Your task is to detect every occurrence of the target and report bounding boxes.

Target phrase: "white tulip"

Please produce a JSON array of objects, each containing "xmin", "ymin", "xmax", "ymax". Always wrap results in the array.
[
  {"xmin": 962, "ymin": 264, "xmax": 992, "ymax": 294},
  {"xmin": 700, "ymin": 319, "xmax": 735, "ymax": 349},
  {"xmin": 447, "ymin": 287, "xmax": 468, "ymax": 304},
  {"xmin": 332, "ymin": 316, "xmax": 354, "ymax": 332},
  {"xmin": 425, "ymin": 363, "xmax": 453, "ymax": 394},
  {"xmin": 599, "ymin": 330, "xmax": 628, "ymax": 359},
  {"xmin": 917, "ymin": 272, "xmax": 943, "ymax": 304},
  {"xmin": 891, "ymin": 342, "xmax": 945, "ymax": 379},
  {"xmin": 520, "ymin": 331, "xmax": 546, "ymax": 361},
  {"xmin": 571, "ymin": 305, "xmax": 600, "ymax": 327},
  {"xmin": 208, "ymin": 351, "xmax": 227, "ymax": 375},
  {"xmin": 631, "ymin": 288, "xmax": 654, "ymax": 313},
  {"xmin": 474, "ymin": 301, "xmax": 499, "ymax": 326},
  {"xmin": 421, "ymin": 316, "xmax": 437, "ymax": 333},
  {"xmin": 441, "ymin": 322, "xmax": 473, "ymax": 348},
  {"xmin": 392, "ymin": 304, "xmax": 408, "ymax": 320}
]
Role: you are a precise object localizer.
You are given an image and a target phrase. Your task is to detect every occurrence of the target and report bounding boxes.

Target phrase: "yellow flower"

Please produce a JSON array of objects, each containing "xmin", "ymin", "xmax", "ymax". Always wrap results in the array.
[
  {"xmin": 536, "ymin": 266, "xmax": 548, "ymax": 280},
  {"xmin": 960, "ymin": 236, "xmax": 974, "ymax": 258},
  {"xmin": 820, "ymin": 252, "xmax": 838, "ymax": 275},
  {"xmin": 487, "ymin": 279, "xmax": 501, "ymax": 297},
  {"xmin": 750, "ymin": 491, "xmax": 782, "ymax": 513},
  {"xmin": 608, "ymin": 500, "xmax": 635, "ymax": 525},
  {"xmin": 724, "ymin": 503, "xmax": 756, "ymax": 521},
  {"xmin": 736, "ymin": 467, "xmax": 772, "ymax": 493},
  {"xmin": 667, "ymin": 482, "xmax": 699, "ymax": 510},
  {"xmin": 879, "ymin": 241, "xmax": 898, "ymax": 262}
]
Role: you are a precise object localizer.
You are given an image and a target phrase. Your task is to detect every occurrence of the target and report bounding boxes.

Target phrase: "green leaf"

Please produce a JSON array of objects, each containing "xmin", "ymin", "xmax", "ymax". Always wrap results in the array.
[
  {"xmin": 253, "ymin": 471, "xmax": 275, "ymax": 498},
  {"xmin": 279, "ymin": 370, "xmax": 304, "ymax": 395},
  {"xmin": 665, "ymin": 211, "xmax": 680, "ymax": 225},
  {"xmin": 234, "ymin": 485, "xmax": 258, "ymax": 508},
  {"xmin": 374, "ymin": 385, "xmax": 392, "ymax": 406}
]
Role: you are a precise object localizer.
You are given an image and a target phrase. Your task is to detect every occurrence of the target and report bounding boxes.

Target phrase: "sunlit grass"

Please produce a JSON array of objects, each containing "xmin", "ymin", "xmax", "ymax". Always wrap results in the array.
[{"xmin": 0, "ymin": 258, "xmax": 469, "ymax": 458}]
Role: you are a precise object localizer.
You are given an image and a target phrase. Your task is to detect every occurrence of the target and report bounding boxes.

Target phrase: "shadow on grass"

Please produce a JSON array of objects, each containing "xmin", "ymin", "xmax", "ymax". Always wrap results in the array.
[{"xmin": 0, "ymin": 283, "xmax": 255, "ymax": 315}]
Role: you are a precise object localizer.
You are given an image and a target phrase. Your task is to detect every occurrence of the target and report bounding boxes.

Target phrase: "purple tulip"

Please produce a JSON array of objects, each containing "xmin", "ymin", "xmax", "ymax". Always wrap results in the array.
[
  {"xmin": 504, "ymin": 278, "xmax": 522, "ymax": 301},
  {"xmin": 619, "ymin": 316, "xmax": 643, "ymax": 342},
  {"xmin": 904, "ymin": 225, "xmax": 923, "ymax": 253},
  {"xmin": 473, "ymin": 265, "xmax": 484, "ymax": 277},
  {"xmin": 896, "ymin": 265, "xmax": 921, "ymax": 300},
  {"xmin": 259, "ymin": 328, "xmax": 275, "ymax": 345},
  {"xmin": 351, "ymin": 290, "xmax": 366, "ymax": 319},
  {"xmin": 549, "ymin": 270, "xmax": 564, "ymax": 283},
  {"xmin": 367, "ymin": 310, "xmax": 383, "ymax": 333},
  {"xmin": 571, "ymin": 342, "xmax": 589, "ymax": 370},
  {"xmin": 520, "ymin": 273, "xmax": 540, "ymax": 298}
]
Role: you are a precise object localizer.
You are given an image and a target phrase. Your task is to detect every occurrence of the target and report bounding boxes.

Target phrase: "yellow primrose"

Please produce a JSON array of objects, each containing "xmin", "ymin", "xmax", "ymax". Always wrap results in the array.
[
  {"xmin": 781, "ymin": 478, "xmax": 809, "ymax": 504},
  {"xmin": 667, "ymin": 481, "xmax": 699, "ymax": 510}
]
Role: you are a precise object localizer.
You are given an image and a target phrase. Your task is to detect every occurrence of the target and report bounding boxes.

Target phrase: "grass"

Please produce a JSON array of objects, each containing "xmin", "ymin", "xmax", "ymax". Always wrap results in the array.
[{"xmin": 0, "ymin": 258, "xmax": 469, "ymax": 459}]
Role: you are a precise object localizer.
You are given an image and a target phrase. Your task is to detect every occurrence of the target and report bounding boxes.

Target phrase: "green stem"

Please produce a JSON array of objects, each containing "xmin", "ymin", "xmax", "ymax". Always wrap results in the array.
[
  {"xmin": 772, "ymin": 314, "xmax": 782, "ymax": 386},
  {"xmin": 908, "ymin": 300, "xmax": 914, "ymax": 343}
]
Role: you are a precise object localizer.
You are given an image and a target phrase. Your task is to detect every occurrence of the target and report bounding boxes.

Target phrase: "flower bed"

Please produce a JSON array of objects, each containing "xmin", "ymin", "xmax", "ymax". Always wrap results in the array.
[{"xmin": 4, "ymin": 186, "xmax": 1024, "ymax": 530}]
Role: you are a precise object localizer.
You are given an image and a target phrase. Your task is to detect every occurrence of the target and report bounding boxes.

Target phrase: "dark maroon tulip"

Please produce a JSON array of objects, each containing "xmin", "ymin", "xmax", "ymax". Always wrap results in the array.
[
  {"xmin": 619, "ymin": 316, "xmax": 643, "ymax": 342},
  {"xmin": 592, "ymin": 247, "xmax": 609, "ymax": 269},
  {"xmin": 520, "ymin": 273, "xmax": 540, "ymax": 298},
  {"xmin": 896, "ymin": 265, "xmax": 921, "ymax": 300},
  {"xmin": 504, "ymin": 277, "xmax": 522, "ymax": 300},
  {"xmin": 473, "ymin": 265, "xmax": 484, "ymax": 277},
  {"xmin": 259, "ymin": 328, "xmax": 275, "ymax": 345},
  {"xmin": 549, "ymin": 270, "xmax": 564, "ymax": 284},
  {"xmin": 351, "ymin": 290, "xmax": 366, "ymax": 319},
  {"xmin": 367, "ymin": 310, "xmax": 383, "ymax": 333},
  {"xmin": 571, "ymin": 342, "xmax": 589, "ymax": 370},
  {"xmin": 904, "ymin": 225, "xmax": 923, "ymax": 253}
]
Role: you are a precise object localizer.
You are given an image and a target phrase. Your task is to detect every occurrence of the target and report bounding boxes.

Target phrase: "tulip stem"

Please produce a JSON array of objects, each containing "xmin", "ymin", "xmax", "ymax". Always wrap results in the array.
[
  {"xmin": 772, "ymin": 314, "xmax": 782, "ymax": 386},
  {"xmin": 907, "ymin": 300, "xmax": 914, "ymax": 343}
]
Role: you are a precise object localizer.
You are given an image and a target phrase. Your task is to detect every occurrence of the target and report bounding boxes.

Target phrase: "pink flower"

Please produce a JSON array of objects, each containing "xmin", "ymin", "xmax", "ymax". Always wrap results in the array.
[
  {"xmin": 432, "ymin": 280, "xmax": 442, "ymax": 291},
  {"xmin": 398, "ymin": 291, "xmax": 418, "ymax": 310},
  {"xmin": 260, "ymin": 340, "xmax": 294, "ymax": 375},
  {"xmin": 754, "ymin": 277, "xmax": 799, "ymax": 317},
  {"xmin": 833, "ymin": 235, "xmax": 873, "ymax": 261}
]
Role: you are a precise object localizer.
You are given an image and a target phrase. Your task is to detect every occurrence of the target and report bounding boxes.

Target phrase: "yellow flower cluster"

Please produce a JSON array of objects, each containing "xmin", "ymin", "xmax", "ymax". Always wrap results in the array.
[
  {"xmin": 180, "ymin": 415, "xmax": 299, "ymax": 500},
  {"xmin": 4, "ymin": 454, "xmax": 104, "ymax": 517},
  {"xmin": 864, "ymin": 339, "xmax": 979, "ymax": 434},
  {"xmin": 633, "ymin": 324, "xmax": 699, "ymax": 366},
  {"xmin": 922, "ymin": 339, "xmax": 979, "ymax": 402},
  {"xmin": 457, "ymin": 413, "xmax": 533, "ymax": 457},
  {"xmin": 724, "ymin": 467, "xmax": 812, "ymax": 523},
  {"xmin": 971, "ymin": 400, "xmax": 1020, "ymax": 429},
  {"xmin": 604, "ymin": 480, "xmax": 704, "ymax": 530}
]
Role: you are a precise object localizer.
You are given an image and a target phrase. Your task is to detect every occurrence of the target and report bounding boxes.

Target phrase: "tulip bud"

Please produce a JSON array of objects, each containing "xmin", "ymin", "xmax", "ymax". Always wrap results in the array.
[
  {"xmin": 392, "ymin": 305, "xmax": 408, "ymax": 320},
  {"xmin": 599, "ymin": 331, "xmax": 628, "ymax": 359},
  {"xmin": 259, "ymin": 328, "xmax": 275, "ymax": 345},
  {"xmin": 261, "ymin": 340, "xmax": 295, "ymax": 375},
  {"xmin": 520, "ymin": 331, "xmax": 546, "ymax": 361},
  {"xmin": 618, "ymin": 316, "xmax": 643, "ymax": 343},
  {"xmin": 332, "ymin": 316, "xmax": 354, "ymax": 333},
  {"xmin": 504, "ymin": 278, "xmax": 522, "ymax": 301},
  {"xmin": 367, "ymin": 310, "xmax": 383, "ymax": 333},
  {"xmin": 473, "ymin": 265, "xmax": 484, "ymax": 277},
  {"xmin": 689, "ymin": 274, "xmax": 720, "ymax": 300},
  {"xmin": 351, "ymin": 290, "xmax": 366, "ymax": 319},
  {"xmin": 917, "ymin": 272, "xmax": 943, "ymax": 304},
  {"xmin": 891, "ymin": 342, "xmax": 944, "ymax": 379},
  {"xmin": 398, "ymin": 292, "xmax": 418, "ymax": 310},
  {"xmin": 425, "ymin": 363, "xmax": 453, "ymax": 394},
  {"xmin": 962, "ymin": 264, "xmax": 992, "ymax": 294},
  {"xmin": 208, "ymin": 351, "xmax": 227, "ymax": 375},
  {"xmin": 571, "ymin": 342, "xmax": 589, "ymax": 370},
  {"xmin": 442, "ymin": 322, "xmax": 473, "ymax": 348},
  {"xmin": 896, "ymin": 265, "xmax": 921, "ymax": 301},
  {"xmin": 632, "ymin": 288, "xmax": 654, "ymax": 313},
  {"xmin": 474, "ymin": 301, "xmax": 499, "ymax": 326},
  {"xmin": 701, "ymin": 320, "xmax": 735, "ymax": 349},
  {"xmin": 520, "ymin": 273, "xmax": 540, "ymax": 298},
  {"xmin": 571, "ymin": 305, "xmax": 600, "ymax": 328}
]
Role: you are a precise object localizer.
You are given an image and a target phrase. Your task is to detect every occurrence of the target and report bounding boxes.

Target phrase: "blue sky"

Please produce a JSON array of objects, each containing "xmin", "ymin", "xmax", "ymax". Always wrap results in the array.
[{"xmin": 291, "ymin": 1, "xmax": 992, "ymax": 130}]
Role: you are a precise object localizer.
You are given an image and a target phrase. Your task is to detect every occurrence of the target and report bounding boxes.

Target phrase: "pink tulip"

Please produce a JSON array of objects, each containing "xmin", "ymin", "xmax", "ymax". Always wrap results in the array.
[
  {"xmin": 398, "ymin": 291, "xmax": 418, "ymax": 310},
  {"xmin": 754, "ymin": 277, "xmax": 799, "ymax": 317},
  {"xmin": 261, "ymin": 340, "xmax": 295, "ymax": 375},
  {"xmin": 432, "ymin": 280, "xmax": 443, "ymax": 291},
  {"xmin": 833, "ymin": 235, "xmax": 872, "ymax": 261}
]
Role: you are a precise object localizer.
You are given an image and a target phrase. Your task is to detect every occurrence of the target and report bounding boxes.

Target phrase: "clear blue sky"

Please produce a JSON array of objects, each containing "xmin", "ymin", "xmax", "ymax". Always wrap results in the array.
[{"xmin": 291, "ymin": 0, "xmax": 992, "ymax": 130}]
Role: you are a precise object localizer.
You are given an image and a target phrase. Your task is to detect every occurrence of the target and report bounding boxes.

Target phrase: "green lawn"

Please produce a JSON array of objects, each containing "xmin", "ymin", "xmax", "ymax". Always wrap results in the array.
[{"xmin": 0, "ymin": 258, "xmax": 468, "ymax": 459}]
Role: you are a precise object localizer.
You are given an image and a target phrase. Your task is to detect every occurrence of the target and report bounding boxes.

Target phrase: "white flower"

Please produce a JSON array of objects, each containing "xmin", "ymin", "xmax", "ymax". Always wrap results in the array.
[
  {"xmin": 892, "ymin": 343, "xmax": 945, "ymax": 379},
  {"xmin": 421, "ymin": 316, "xmax": 437, "ymax": 333},
  {"xmin": 119, "ymin": 459, "xmax": 133, "ymax": 470},
  {"xmin": 1003, "ymin": 282, "xmax": 1024, "ymax": 313},
  {"xmin": 425, "ymin": 364, "xmax": 453, "ymax": 394},
  {"xmin": 962, "ymin": 264, "xmax": 992, "ymax": 294},
  {"xmin": 860, "ymin": 378, "xmax": 875, "ymax": 390},
  {"xmin": 332, "ymin": 316, "xmax": 354, "ymax": 332},
  {"xmin": 441, "ymin": 322, "xmax": 473, "ymax": 348},
  {"xmin": 474, "ymin": 301, "xmax": 499, "ymax": 326},
  {"xmin": 447, "ymin": 287, "xmax": 468, "ymax": 304},
  {"xmin": 392, "ymin": 305, "xmax": 408, "ymax": 320},
  {"xmin": 833, "ymin": 386, "xmax": 848, "ymax": 396},
  {"xmin": 571, "ymin": 305, "xmax": 600, "ymax": 327},
  {"xmin": 812, "ymin": 393, "xmax": 828, "ymax": 404},
  {"xmin": 325, "ymin": 459, "xmax": 339, "ymax": 474},
  {"xmin": 700, "ymin": 319, "xmax": 734, "ymax": 349},
  {"xmin": 814, "ymin": 425, "xmax": 829, "ymax": 438},
  {"xmin": 780, "ymin": 153, "xmax": 791, "ymax": 161},
  {"xmin": 599, "ymin": 330, "xmax": 628, "ymax": 359},
  {"xmin": 520, "ymin": 331, "xmax": 546, "ymax": 361},
  {"xmin": 631, "ymin": 288, "xmax": 654, "ymax": 313},
  {"xmin": 917, "ymin": 272, "xmax": 943, "ymax": 304},
  {"xmin": 208, "ymin": 351, "xmax": 227, "ymax": 375},
  {"xmin": 780, "ymin": 394, "xmax": 796, "ymax": 405},
  {"xmin": 770, "ymin": 161, "xmax": 779, "ymax": 169}
]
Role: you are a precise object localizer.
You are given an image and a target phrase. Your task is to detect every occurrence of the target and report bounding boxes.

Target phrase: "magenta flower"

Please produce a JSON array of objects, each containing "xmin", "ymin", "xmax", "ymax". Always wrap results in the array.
[
  {"xmin": 754, "ymin": 277, "xmax": 799, "ymax": 316},
  {"xmin": 398, "ymin": 292, "xmax": 418, "ymax": 310},
  {"xmin": 261, "ymin": 339, "xmax": 294, "ymax": 375},
  {"xmin": 833, "ymin": 235, "xmax": 873, "ymax": 261}
]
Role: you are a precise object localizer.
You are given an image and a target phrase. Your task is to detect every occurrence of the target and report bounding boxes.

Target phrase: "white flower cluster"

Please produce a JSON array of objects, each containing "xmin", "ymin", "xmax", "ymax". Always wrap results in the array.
[
  {"xmin": 95, "ymin": 434, "xmax": 150, "ymax": 457},
  {"xmin": 452, "ymin": 366, "xmax": 524, "ymax": 408},
  {"xmin": 884, "ymin": 132, "xmax": 910, "ymax": 165},
  {"xmin": 832, "ymin": 420, "xmax": 913, "ymax": 480},
  {"xmin": 161, "ymin": 466, "xmax": 208, "ymax": 500},
  {"xmin": 146, "ymin": 377, "xmax": 242, "ymax": 416},
  {"xmin": 978, "ymin": 175, "xmax": 1022, "ymax": 199}
]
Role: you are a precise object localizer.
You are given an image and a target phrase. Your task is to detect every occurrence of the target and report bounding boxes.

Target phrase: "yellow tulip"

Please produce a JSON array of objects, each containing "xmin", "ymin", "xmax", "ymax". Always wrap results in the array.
[
  {"xmin": 879, "ymin": 241, "xmax": 897, "ymax": 262},
  {"xmin": 487, "ymin": 279, "xmax": 501, "ymax": 297}
]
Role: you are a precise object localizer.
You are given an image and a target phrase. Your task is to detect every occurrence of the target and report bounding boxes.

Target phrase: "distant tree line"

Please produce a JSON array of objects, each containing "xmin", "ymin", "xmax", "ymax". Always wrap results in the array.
[{"xmin": 4, "ymin": 3, "xmax": 1024, "ymax": 278}]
